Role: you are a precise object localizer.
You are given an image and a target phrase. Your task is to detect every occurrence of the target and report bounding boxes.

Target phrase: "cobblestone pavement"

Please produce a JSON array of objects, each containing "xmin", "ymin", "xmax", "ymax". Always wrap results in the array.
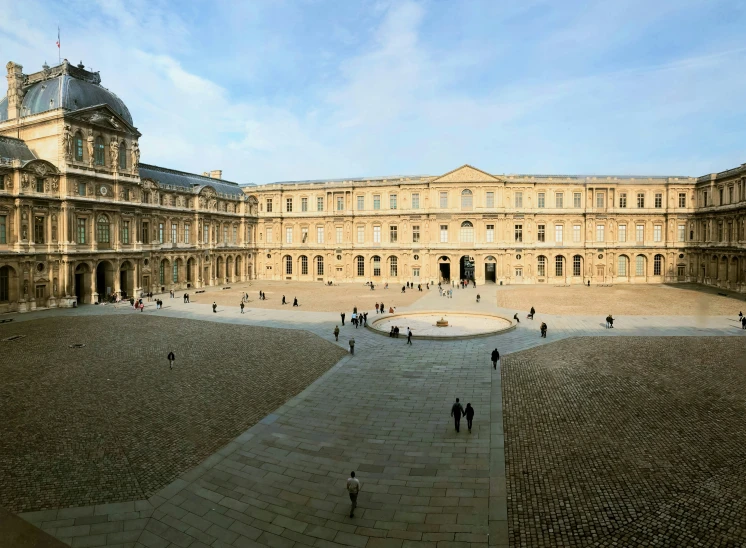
[
  {"xmin": 0, "ymin": 316, "xmax": 346, "ymax": 514},
  {"xmin": 503, "ymin": 337, "xmax": 746, "ymax": 547},
  {"xmin": 6, "ymin": 284, "xmax": 745, "ymax": 547}
]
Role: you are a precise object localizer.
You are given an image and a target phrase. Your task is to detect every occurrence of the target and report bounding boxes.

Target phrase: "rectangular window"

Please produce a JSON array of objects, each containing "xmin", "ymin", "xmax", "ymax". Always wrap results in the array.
[
  {"xmin": 411, "ymin": 193, "xmax": 420, "ymax": 209},
  {"xmin": 357, "ymin": 196, "xmax": 364, "ymax": 210},
  {"xmin": 0, "ymin": 216, "xmax": 5, "ymax": 244},
  {"xmin": 440, "ymin": 191, "xmax": 448, "ymax": 208},
  {"xmin": 655, "ymin": 193, "xmax": 662, "ymax": 208},
  {"xmin": 36, "ymin": 177, "xmax": 44, "ymax": 193},
  {"xmin": 440, "ymin": 224, "xmax": 448, "ymax": 243},
  {"xmin": 223, "ymin": 226, "xmax": 228, "ymax": 243},
  {"xmin": 619, "ymin": 224, "xmax": 627, "ymax": 242},
  {"xmin": 596, "ymin": 193, "xmax": 605, "ymax": 208},
  {"xmin": 390, "ymin": 194, "xmax": 397, "ymax": 210},
  {"xmin": 596, "ymin": 225, "xmax": 605, "ymax": 242},
  {"xmin": 718, "ymin": 222, "xmax": 723, "ymax": 242},
  {"xmin": 719, "ymin": 188, "xmax": 724, "ymax": 205},
  {"xmin": 158, "ymin": 223, "xmax": 164, "ymax": 243},
  {"xmin": 184, "ymin": 223, "xmax": 190, "ymax": 244},
  {"xmin": 373, "ymin": 226, "xmax": 381, "ymax": 243},
  {"xmin": 636, "ymin": 257, "xmax": 644, "ymax": 276},
  {"xmin": 373, "ymin": 257, "xmax": 381, "ymax": 277},
  {"xmin": 412, "ymin": 225, "xmax": 420, "ymax": 243},
  {"xmin": 77, "ymin": 218, "xmax": 86, "ymax": 244},
  {"xmin": 619, "ymin": 193, "xmax": 627, "ymax": 208},
  {"xmin": 317, "ymin": 197, "xmax": 323, "ymax": 211},
  {"xmin": 317, "ymin": 226, "xmax": 324, "ymax": 243},
  {"xmin": 555, "ymin": 193, "xmax": 564, "ymax": 208},
  {"xmin": 390, "ymin": 225, "xmax": 398, "ymax": 242},
  {"xmin": 336, "ymin": 226, "xmax": 343, "ymax": 243},
  {"xmin": 301, "ymin": 197, "xmax": 308, "ymax": 212},
  {"xmin": 266, "ymin": 227, "xmax": 273, "ymax": 243},
  {"xmin": 728, "ymin": 186, "xmax": 733, "ymax": 204},
  {"xmin": 679, "ymin": 193, "xmax": 686, "ymax": 207},
  {"xmin": 266, "ymin": 199, "xmax": 273, "ymax": 213},
  {"xmin": 703, "ymin": 191, "xmax": 708, "ymax": 207},
  {"xmin": 122, "ymin": 220, "xmax": 130, "ymax": 244},
  {"xmin": 171, "ymin": 223, "xmax": 177, "ymax": 243},
  {"xmin": 486, "ymin": 224, "xmax": 494, "ymax": 243},
  {"xmin": 636, "ymin": 224, "xmax": 644, "ymax": 242},
  {"xmin": 653, "ymin": 225, "xmax": 662, "ymax": 242},
  {"xmin": 486, "ymin": 191, "xmax": 495, "ymax": 208},
  {"xmin": 678, "ymin": 224, "xmax": 686, "ymax": 242},
  {"xmin": 515, "ymin": 268, "xmax": 522, "ymax": 278},
  {"xmin": 574, "ymin": 192, "xmax": 582, "ymax": 208},
  {"xmin": 514, "ymin": 224, "xmax": 523, "ymax": 242},
  {"xmin": 124, "ymin": 188, "xmax": 129, "ymax": 201},
  {"xmin": 202, "ymin": 224, "xmax": 208, "ymax": 244},
  {"xmin": 538, "ymin": 224, "xmax": 546, "ymax": 242},
  {"xmin": 573, "ymin": 256, "xmax": 581, "ymax": 277},
  {"xmin": 286, "ymin": 227, "xmax": 293, "ymax": 243},
  {"xmin": 78, "ymin": 182, "xmax": 86, "ymax": 196},
  {"xmin": 357, "ymin": 226, "xmax": 364, "ymax": 243},
  {"xmin": 301, "ymin": 227, "xmax": 308, "ymax": 243},
  {"xmin": 141, "ymin": 221, "xmax": 149, "ymax": 243},
  {"xmin": 286, "ymin": 198, "xmax": 293, "ymax": 212},
  {"xmin": 373, "ymin": 195, "xmax": 381, "ymax": 210},
  {"xmin": 573, "ymin": 224, "xmax": 581, "ymax": 243},
  {"xmin": 514, "ymin": 192, "xmax": 523, "ymax": 208},
  {"xmin": 555, "ymin": 224, "xmax": 563, "ymax": 243},
  {"xmin": 336, "ymin": 196, "xmax": 344, "ymax": 211},
  {"xmin": 233, "ymin": 226, "xmax": 237, "ymax": 244},
  {"xmin": 637, "ymin": 193, "xmax": 645, "ymax": 208},
  {"xmin": 537, "ymin": 193, "xmax": 545, "ymax": 208}
]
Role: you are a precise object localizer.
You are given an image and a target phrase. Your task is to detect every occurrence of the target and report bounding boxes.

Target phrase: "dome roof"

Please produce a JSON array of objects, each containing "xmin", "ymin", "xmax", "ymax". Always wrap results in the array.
[{"xmin": 0, "ymin": 61, "xmax": 133, "ymax": 125}]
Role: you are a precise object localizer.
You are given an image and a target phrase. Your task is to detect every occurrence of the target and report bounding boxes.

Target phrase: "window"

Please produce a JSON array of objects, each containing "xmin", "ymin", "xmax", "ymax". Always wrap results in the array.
[
  {"xmin": 411, "ymin": 193, "xmax": 420, "ymax": 209},
  {"xmin": 572, "ymin": 224, "xmax": 581, "ymax": 243},
  {"xmin": 373, "ymin": 195, "xmax": 381, "ymax": 210},
  {"xmin": 654, "ymin": 193, "xmax": 662, "ymax": 208},
  {"xmin": 266, "ymin": 227, "xmax": 273, "ymax": 242},
  {"xmin": 412, "ymin": 225, "xmax": 420, "ymax": 243},
  {"xmin": 317, "ymin": 256, "xmax": 325, "ymax": 276},
  {"xmin": 77, "ymin": 218, "xmax": 86, "ymax": 244},
  {"xmin": 717, "ymin": 222, "xmax": 723, "ymax": 242},
  {"xmin": 636, "ymin": 256, "xmax": 645, "ymax": 276},
  {"xmin": 460, "ymin": 221, "xmax": 474, "ymax": 243},
  {"xmin": 142, "ymin": 222, "xmax": 149, "ymax": 243},
  {"xmin": 159, "ymin": 261, "xmax": 165, "ymax": 285},
  {"xmin": 537, "ymin": 256, "xmax": 546, "ymax": 277},
  {"xmin": 574, "ymin": 192, "xmax": 582, "ymax": 208},
  {"xmin": 74, "ymin": 132, "xmax": 84, "ymax": 161},
  {"xmin": 34, "ymin": 216, "xmax": 45, "ymax": 243},
  {"xmin": 596, "ymin": 193, "xmax": 605, "ymax": 208},
  {"xmin": 357, "ymin": 225, "xmax": 364, "ymax": 243},
  {"xmin": 654, "ymin": 254, "xmax": 663, "ymax": 276},
  {"xmin": 317, "ymin": 197, "xmax": 323, "ymax": 211},
  {"xmin": 412, "ymin": 268, "xmax": 420, "ymax": 278},
  {"xmin": 555, "ymin": 224, "xmax": 563, "ymax": 243},
  {"xmin": 440, "ymin": 191, "xmax": 448, "ymax": 209},
  {"xmin": 703, "ymin": 191, "xmax": 708, "ymax": 207},
  {"xmin": 287, "ymin": 227, "xmax": 293, "ymax": 244},
  {"xmin": 573, "ymin": 255, "xmax": 581, "ymax": 277},
  {"xmin": 373, "ymin": 226, "xmax": 381, "ymax": 243},
  {"xmin": 171, "ymin": 223, "xmax": 177, "ymax": 243},
  {"xmin": 555, "ymin": 193, "xmax": 564, "ymax": 208},
  {"xmin": 317, "ymin": 226, "xmax": 324, "ymax": 243},
  {"xmin": 636, "ymin": 224, "xmax": 644, "ymax": 242},
  {"xmin": 285, "ymin": 198, "xmax": 292, "ymax": 212},
  {"xmin": 514, "ymin": 224, "xmax": 523, "ymax": 242},
  {"xmin": 555, "ymin": 256, "xmax": 564, "ymax": 277},
  {"xmin": 202, "ymin": 224, "xmax": 208, "ymax": 244},
  {"xmin": 514, "ymin": 192, "xmax": 523, "ymax": 208},
  {"xmin": 538, "ymin": 224, "xmax": 545, "ymax": 242},
  {"xmin": 390, "ymin": 256, "xmax": 398, "ymax": 276},
  {"xmin": 728, "ymin": 186, "xmax": 733, "ymax": 204},
  {"xmin": 95, "ymin": 136, "xmax": 105, "ymax": 165},
  {"xmin": 596, "ymin": 225, "xmax": 605, "ymax": 242},
  {"xmin": 184, "ymin": 223, "xmax": 190, "ymax": 244},
  {"xmin": 122, "ymin": 220, "xmax": 130, "ymax": 244},
  {"xmin": 0, "ymin": 216, "xmax": 5, "ymax": 243},
  {"xmin": 618, "ymin": 224, "xmax": 627, "ymax": 242},
  {"xmin": 301, "ymin": 227, "xmax": 308, "ymax": 243},
  {"xmin": 486, "ymin": 192, "xmax": 494, "ymax": 208},
  {"xmin": 301, "ymin": 197, "xmax": 308, "ymax": 212},
  {"xmin": 678, "ymin": 193, "xmax": 686, "ymax": 207},
  {"xmin": 266, "ymin": 199, "xmax": 273, "ymax": 213},
  {"xmin": 637, "ymin": 193, "xmax": 645, "ymax": 208},
  {"xmin": 618, "ymin": 256, "xmax": 628, "ymax": 276},
  {"xmin": 173, "ymin": 262, "xmax": 178, "ymax": 283},
  {"xmin": 486, "ymin": 224, "xmax": 494, "ymax": 243},
  {"xmin": 118, "ymin": 142, "xmax": 126, "ymax": 169},
  {"xmin": 373, "ymin": 256, "xmax": 381, "ymax": 276},
  {"xmin": 537, "ymin": 193, "xmax": 545, "ymax": 208},
  {"xmin": 97, "ymin": 215, "xmax": 110, "ymax": 243},
  {"xmin": 619, "ymin": 193, "xmax": 627, "ymax": 208},
  {"xmin": 357, "ymin": 196, "xmax": 364, "ymax": 210},
  {"xmin": 719, "ymin": 188, "xmax": 724, "ymax": 205},
  {"xmin": 285, "ymin": 256, "xmax": 293, "ymax": 275},
  {"xmin": 233, "ymin": 226, "xmax": 237, "ymax": 244},
  {"xmin": 223, "ymin": 226, "xmax": 228, "ymax": 243},
  {"xmin": 653, "ymin": 224, "xmax": 662, "ymax": 242},
  {"xmin": 0, "ymin": 267, "xmax": 7, "ymax": 301},
  {"xmin": 461, "ymin": 189, "xmax": 473, "ymax": 210},
  {"xmin": 336, "ymin": 196, "xmax": 344, "ymax": 211},
  {"xmin": 515, "ymin": 268, "xmax": 522, "ymax": 278},
  {"xmin": 678, "ymin": 224, "xmax": 686, "ymax": 242},
  {"xmin": 301, "ymin": 256, "xmax": 308, "ymax": 275},
  {"xmin": 390, "ymin": 194, "xmax": 397, "ymax": 209},
  {"xmin": 36, "ymin": 177, "xmax": 44, "ymax": 193},
  {"xmin": 78, "ymin": 182, "xmax": 86, "ymax": 196},
  {"xmin": 335, "ymin": 226, "xmax": 342, "ymax": 243},
  {"xmin": 440, "ymin": 224, "xmax": 448, "ymax": 243}
]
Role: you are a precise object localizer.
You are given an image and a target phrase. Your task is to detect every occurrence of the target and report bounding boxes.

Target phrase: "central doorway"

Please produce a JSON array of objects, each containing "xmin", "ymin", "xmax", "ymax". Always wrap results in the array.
[
  {"xmin": 438, "ymin": 256, "xmax": 451, "ymax": 283},
  {"xmin": 484, "ymin": 256, "xmax": 497, "ymax": 283},
  {"xmin": 459, "ymin": 255, "xmax": 474, "ymax": 281}
]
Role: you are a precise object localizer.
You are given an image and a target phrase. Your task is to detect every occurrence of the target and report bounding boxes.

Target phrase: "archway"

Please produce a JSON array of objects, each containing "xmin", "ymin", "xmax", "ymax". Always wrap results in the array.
[
  {"xmin": 459, "ymin": 255, "xmax": 474, "ymax": 282},
  {"xmin": 187, "ymin": 257, "xmax": 196, "ymax": 286},
  {"xmin": 119, "ymin": 261, "xmax": 134, "ymax": 297},
  {"xmin": 0, "ymin": 265, "xmax": 19, "ymax": 312},
  {"xmin": 235, "ymin": 256, "xmax": 242, "ymax": 280},
  {"xmin": 95, "ymin": 260, "xmax": 114, "ymax": 302},
  {"xmin": 438, "ymin": 256, "xmax": 451, "ymax": 283},
  {"xmin": 226, "ymin": 256, "xmax": 234, "ymax": 283},
  {"xmin": 484, "ymin": 256, "xmax": 497, "ymax": 283},
  {"xmin": 74, "ymin": 263, "xmax": 91, "ymax": 304}
]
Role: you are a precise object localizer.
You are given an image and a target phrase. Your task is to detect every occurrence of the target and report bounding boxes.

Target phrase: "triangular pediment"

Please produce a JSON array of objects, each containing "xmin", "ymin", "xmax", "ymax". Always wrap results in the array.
[
  {"xmin": 66, "ymin": 104, "xmax": 139, "ymax": 134},
  {"xmin": 432, "ymin": 164, "xmax": 500, "ymax": 184}
]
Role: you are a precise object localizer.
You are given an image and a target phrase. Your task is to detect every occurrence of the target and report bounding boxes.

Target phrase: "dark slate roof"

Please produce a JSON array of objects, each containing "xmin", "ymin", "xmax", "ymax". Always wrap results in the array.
[
  {"xmin": 0, "ymin": 136, "xmax": 36, "ymax": 165},
  {"xmin": 138, "ymin": 164, "xmax": 250, "ymax": 198}
]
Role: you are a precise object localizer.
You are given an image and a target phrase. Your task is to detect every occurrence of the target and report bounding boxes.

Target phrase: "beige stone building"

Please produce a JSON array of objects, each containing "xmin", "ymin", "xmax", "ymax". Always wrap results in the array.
[{"xmin": 0, "ymin": 60, "xmax": 744, "ymax": 312}]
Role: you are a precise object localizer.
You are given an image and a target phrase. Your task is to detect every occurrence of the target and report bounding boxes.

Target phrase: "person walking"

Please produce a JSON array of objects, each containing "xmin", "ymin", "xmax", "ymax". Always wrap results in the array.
[
  {"xmin": 451, "ymin": 398, "xmax": 465, "ymax": 433},
  {"xmin": 341, "ymin": 312, "xmax": 345, "ymax": 325},
  {"xmin": 346, "ymin": 471, "xmax": 361, "ymax": 518},
  {"xmin": 167, "ymin": 351, "xmax": 175, "ymax": 370},
  {"xmin": 349, "ymin": 338, "xmax": 355, "ymax": 355},
  {"xmin": 240, "ymin": 302, "xmax": 245, "ymax": 314},
  {"xmin": 375, "ymin": 303, "xmax": 380, "ymax": 314},
  {"xmin": 293, "ymin": 297, "xmax": 299, "ymax": 307},
  {"xmin": 282, "ymin": 295, "xmax": 287, "ymax": 305},
  {"xmin": 334, "ymin": 325, "xmax": 340, "ymax": 341},
  {"xmin": 529, "ymin": 306, "xmax": 535, "ymax": 320},
  {"xmin": 363, "ymin": 312, "xmax": 368, "ymax": 327},
  {"xmin": 491, "ymin": 348, "xmax": 500, "ymax": 370},
  {"xmin": 406, "ymin": 327, "xmax": 413, "ymax": 345},
  {"xmin": 465, "ymin": 403, "xmax": 475, "ymax": 433},
  {"xmin": 741, "ymin": 316, "xmax": 746, "ymax": 329},
  {"xmin": 212, "ymin": 302, "xmax": 217, "ymax": 313},
  {"xmin": 513, "ymin": 313, "xmax": 520, "ymax": 323},
  {"xmin": 540, "ymin": 322, "xmax": 547, "ymax": 338},
  {"xmin": 380, "ymin": 302, "xmax": 385, "ymax": 314}
]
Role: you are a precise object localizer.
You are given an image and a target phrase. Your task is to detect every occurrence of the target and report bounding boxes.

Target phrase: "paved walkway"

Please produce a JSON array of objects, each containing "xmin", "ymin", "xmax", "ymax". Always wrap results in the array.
[{"xmin": 12, "ymin": 285, "xmax": 744, "ymax": 548}]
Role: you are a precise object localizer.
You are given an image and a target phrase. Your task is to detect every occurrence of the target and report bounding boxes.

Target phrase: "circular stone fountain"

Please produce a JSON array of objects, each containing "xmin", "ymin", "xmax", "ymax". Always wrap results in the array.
[{"xmin": 370, "ymin": 312, "xmax": 514, "ymax": 339}]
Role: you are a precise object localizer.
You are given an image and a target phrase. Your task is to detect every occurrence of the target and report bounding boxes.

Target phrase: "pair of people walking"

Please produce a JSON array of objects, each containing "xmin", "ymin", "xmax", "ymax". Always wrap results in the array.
[{"xmin": 450, "ymin": 398, "xmax": 475, "ymax": 433}]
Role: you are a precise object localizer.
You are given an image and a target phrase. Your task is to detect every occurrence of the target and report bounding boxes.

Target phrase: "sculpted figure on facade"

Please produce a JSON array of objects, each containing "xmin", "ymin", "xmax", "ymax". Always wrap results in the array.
[
  {"xmin": 21, "ymin": 173, "xmax": 29, "ymax": 188},
  {"xmin": 63, "ymin": 125, "xmax": 73, "ymax": 159},
  {"xmin": 131, "ymin": 140, "xmax": 140, "ymax": 169},
  {"xmin": 86, "ymin": 130, "xmax": 94, "ymax": 165},
  {"xmin": 3, "ymin": 173, "xmax": 11, "ymax": 189},
  {"xmin": 110, "ymin": 139, "xmax": 119, "ymax": 168}
]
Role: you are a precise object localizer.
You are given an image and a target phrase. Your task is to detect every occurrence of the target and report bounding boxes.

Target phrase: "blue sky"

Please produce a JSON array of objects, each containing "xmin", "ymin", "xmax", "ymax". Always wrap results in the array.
[{"xmin": 1, "ymin": 0, "xmax": 746, "ymax": 184}]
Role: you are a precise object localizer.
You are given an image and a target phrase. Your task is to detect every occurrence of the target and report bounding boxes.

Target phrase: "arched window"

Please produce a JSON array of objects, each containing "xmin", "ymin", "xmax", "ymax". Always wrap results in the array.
[
  {"xmin": 555, "ymin": 256, "xmax": 565, "ymax": 277},
  {"xmin": 285, "ymin": 255, "xmax": 293, "ymax": 275},
  {"xmin": 372, "ymin": 255, "xmax": 381, "ymax": 277},
  {"xmin": 300, "ymin": 255, "xmax": 308, "ymax": 275},
  {"xmin": 617, "ymin": 255, "xmax": 628, "ymax": 276},
  {"xmin": 537, "ymin": 256, "xmax": 546, "ymax": 277},
  {"xmin": 94, "ymin": 136, "xmax": 105, "ymax": 165},
  {"xmin": 461, "ymin": 189, "xmax": 473, "ymax": 210},
  {"xmin": 159, "ymin": 260, "xmax": 166, "ymax": 285},
  {"xmin": 0, "ymin": 266, "xmax": 9, "ymax": 302},
  {"xmin": 356, "ymin": 256, "xmax": 365, "ymax": 277},
  {"xmin": 460, "ymin": 221, "xmax": 474, "ymax": 243},
  {"xmin": 654, "ymin": 254, "xmax": 663, "ymax": 276},
  {"xmin": 390, "ymin": 256, "xmax": 398, "ymax": 277},
  {"xmin": 119, "ymin": 142, "xmax": 127, "ymax": 169},
  {"xmin": 573, "ymin": 255, "xmax": 582, "ymax": 277},
  {"xmin": 74, "ymin": 132, "xmax": 84, "ymax": 161},
  {"xmin": 96, "ymin": 215, "xmax": 110, "ymax": 243},
  {"xmin": 173, "ymin": 262, "xmax": 179, "ymax": 283},
  {"xmin": 315, "ymin": 256, "xmax": 324, "ymax": 276},
  {"xmin": 636, "ymin": 255, "xmax": 645, "ymax": 276}
]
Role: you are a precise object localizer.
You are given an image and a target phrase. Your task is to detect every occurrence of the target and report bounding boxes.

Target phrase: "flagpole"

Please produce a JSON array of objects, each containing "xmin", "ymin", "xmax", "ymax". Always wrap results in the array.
[{"xmin": 57, "ymin": 26, "xmax": 60, "ymax": 64}]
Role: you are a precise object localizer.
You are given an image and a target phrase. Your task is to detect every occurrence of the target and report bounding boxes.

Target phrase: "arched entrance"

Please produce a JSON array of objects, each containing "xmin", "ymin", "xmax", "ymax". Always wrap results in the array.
[
  {"xmin": 484, "ymin": 256, "xmax": 497, "ymax": 283},
  {"xmin": 119, "ymin": 261, "xmax": 134, "ymax": 297},
  {"xmin": 95, "ymin": 260, "xmax": 114, "ymax": 302},
  {"xmin": 235, "ymin": 256, "xmax": 242, "ymax": 281},
  {"xmin": 0, "ymin": 265, "xmax": 19, "ymax": 312},
  {"xmin": 459, "ymin": 255, "xmax": 474, "ymax": 282},
  {"xmin": 74, "ymin": 263, "xmax": 91, "ymax": 304},
  {"xmin": 187, "ymin": 257, "xmax": 196, "ymax": 286},
  {"xmin": 438, "ymin": 256, "xmax": 451, "ymax": 283}
]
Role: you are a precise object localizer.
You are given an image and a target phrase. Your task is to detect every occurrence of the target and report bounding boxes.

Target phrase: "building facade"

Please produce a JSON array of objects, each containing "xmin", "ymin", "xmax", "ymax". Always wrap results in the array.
[{"xmin": 0, "ymin": 60, "xmax": 744, "ymax": 312}]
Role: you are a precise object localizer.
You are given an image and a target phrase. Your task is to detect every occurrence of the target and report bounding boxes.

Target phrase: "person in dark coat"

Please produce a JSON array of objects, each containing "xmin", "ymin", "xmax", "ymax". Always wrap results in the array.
[
  {"xmin": 341, "ymin": 312, "xmax": 345, "ymax": 325},
  {"xmin": 240, "ymin": 302, "xmax": 245, "ymax": 314},
  {"xmin": 513, "ymin": 313, "xmax": 520, "ymax": 323},
  {"xmin": 212, "ymin": 302, "xmax": 217, "ymax": 313},
  {"xmin": 167, "ymin": 351, "xmax": 175, "ymax": 370},
  {"xmin": 380, "ymin": 302, "xmax": 384, "ymax": 314},
  {"xmin": 293, "ymin": 297, "xmax": 299, "ymax": 307},
  {"xmin": 465, "ymin": 403, "xmax": 475, "ymax": 433},
  {"xmin": 540, "ymin": 322, "xmax": 547, "ymax": 338},
  {"xmin": 334, "ymin": 325, "xmax": 340, "ymax": 341},
  {"xmin": 529, "ymin": 306, "xmax": 535, "ymax": 319},
  {"xmin": 451, "ymin": 398, "xmax": 465, "ymax": 433},
  {"xmin": 491, "ymin": 348, "xmax": 500, "ymax": 370},
  {"xmin": 282, "ymin": 295, "xmax": 287, "ymax": 305}
]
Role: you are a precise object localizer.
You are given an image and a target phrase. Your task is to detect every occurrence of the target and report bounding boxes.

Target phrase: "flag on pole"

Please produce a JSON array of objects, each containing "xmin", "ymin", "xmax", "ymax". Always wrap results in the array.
[{"xmin": 56, "ymin": 27, "xmax": 60, "ymax": 49}]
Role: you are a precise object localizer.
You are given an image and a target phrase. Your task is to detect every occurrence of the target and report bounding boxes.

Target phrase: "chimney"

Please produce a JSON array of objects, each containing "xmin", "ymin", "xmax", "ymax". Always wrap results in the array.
[
  {"xmin": 6, "ymin": 62, "xmax": 24, "ymax": 120},
  {"xmin": 210, "ymin": 170, "xmax": 222, "ymax": 179},
  {"xmin": 202, "ymin": 172, "xmax": 210, "ymax": 177}
]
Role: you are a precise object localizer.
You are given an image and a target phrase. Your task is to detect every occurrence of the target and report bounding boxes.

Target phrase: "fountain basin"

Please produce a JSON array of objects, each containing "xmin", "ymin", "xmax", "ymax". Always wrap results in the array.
[{"xmin": 369, "ymin": 311, "xmax": 514, "ymax": 340}]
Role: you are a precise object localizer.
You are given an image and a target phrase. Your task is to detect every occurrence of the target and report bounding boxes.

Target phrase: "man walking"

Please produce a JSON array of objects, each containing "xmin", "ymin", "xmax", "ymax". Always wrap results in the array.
[
  {"xmin": 406, "ymin": 327, "xmax": 413, "ymax": 345},
  {"xmin": 491, "ymin": 348, "xmax": 500, "ymax": 370},
  {"xmin": 167, "ymin": 351, "xmax": 175, "ymax": 370},
  {"xmin": 212, "ymin": 302, "xmax": 217, "ymax": 313},
  {"xmin": 346, "ymin": 471, "xmax": 361, "ymax": 518},
  {"xmin": 349, "ymin": 338, "xmax": 355, "ymax": 355},
  {"xmin": 451, "ymin": 398, "xmax": 465, "ymax": 433},
  {"xmin": 540, "ymin": 322, "xmax": 547, "ymax": 338},
  {"xmin": 465, "ymin": 403, "xmax": 475, "ymax": 433},
  {"xmin": 240, "ymin": 302, "xmax": 245, "ymax": 314},
  {"xmin": 341, "ymin": 312, "xmax": 345, "ymax": 326},
  {"xmin": 334, "ymin": 325, "xmax": 340, "ymax": 341},
  {"xmin": 375, "ymin": 302, "xmax": 380, "ymax": 314},
  {"xmin": 380, "ymin": 302, "xmax": 384, "ymax": 314}
]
